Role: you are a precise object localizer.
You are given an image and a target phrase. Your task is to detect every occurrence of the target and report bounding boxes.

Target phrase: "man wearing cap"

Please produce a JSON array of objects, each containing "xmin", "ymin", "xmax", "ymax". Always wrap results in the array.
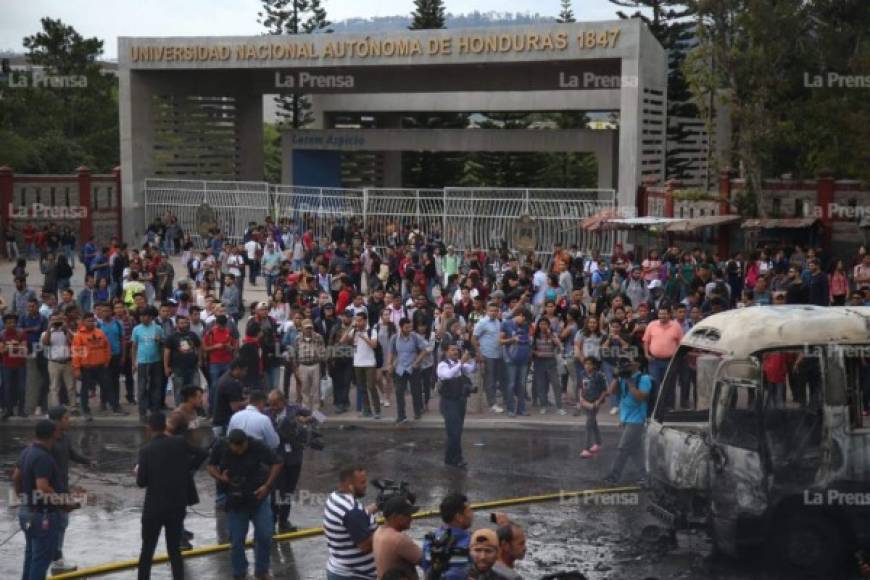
[
  {"xmin": 373, "ymin": 496, "xmax": 422, "ymax": 579},
  {"xmin": 468, "ymin": 529, "xmax": 502, "ymax": 579},
  {"xmin": 603, "ymin": 358, "xmax": 653, "ymax": 486},
  {"xmin": 293, "ymin": 320, "xmax": 326, "ymax": 410}
]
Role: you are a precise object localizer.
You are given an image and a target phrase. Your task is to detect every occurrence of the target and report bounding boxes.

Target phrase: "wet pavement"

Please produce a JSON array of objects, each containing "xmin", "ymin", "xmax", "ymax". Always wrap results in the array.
[{"xmin": 0, "ymin": 426, "xmax": 786, "ymax": 579}]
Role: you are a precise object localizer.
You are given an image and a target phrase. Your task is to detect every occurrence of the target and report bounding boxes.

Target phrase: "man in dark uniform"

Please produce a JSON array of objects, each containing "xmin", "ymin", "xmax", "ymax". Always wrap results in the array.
[
  {"xmin": 436, "ymin": 342, "xmax": 477, "ymax": 469},
  {"xmin": 267, "ymin": 388, "xmax": 313, "ymax": 533},
  {"xmin": 136, "ymin": 412, "xmax": 194, "ymax": 579}
]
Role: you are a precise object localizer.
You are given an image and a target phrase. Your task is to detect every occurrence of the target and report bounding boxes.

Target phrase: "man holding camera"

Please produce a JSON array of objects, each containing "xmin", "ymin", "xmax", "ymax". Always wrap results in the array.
[
  {"xmin": 603, "ymin": 359, "xmax": 652, "ymax": 486},
  {"xmin": 421, "ymin": 493, "xmax": 474, "ymax": 579},
  {"xmin": 437, "ymin": 343, "xmax": 476, "ymax": 469},
  {"xmin": 267, "ymin": 388, "xmax": 313, "ymax": 533},
  {"xmin": 207, "ymin": 429, "xmax": 283, "ymax": 580},
  {"xmin": 373, "ymin": 496, "xmax": 423, "ymax": 579}
]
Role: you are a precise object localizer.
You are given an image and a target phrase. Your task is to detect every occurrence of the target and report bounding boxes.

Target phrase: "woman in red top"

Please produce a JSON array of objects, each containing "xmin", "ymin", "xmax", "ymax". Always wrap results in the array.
[
  {"xmin": 763, "ymin": 351, "xmax": 794, "ymax": 408},
  {"xmin": 829, "ymin": 259, "xmax": 849, "ymax": 306},
  {"xmin": 1, "ymin": 314, "xmax": 28, "ymax": 419}
]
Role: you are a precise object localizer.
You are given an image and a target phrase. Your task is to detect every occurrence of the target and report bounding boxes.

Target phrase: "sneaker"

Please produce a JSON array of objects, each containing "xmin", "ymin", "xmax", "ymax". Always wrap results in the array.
[
  {"xmin": 277, "ymin": 522, "xmax": 297, "ymax": 534},
  {"xmin": 382, "ymin": 400, "xmax": 391, "ymax": 407},
  {"xmin": 539, "ymin": 408, "xmax": 547, "ymax": 415},
  {"xmin": 609, "ymin": 407, "xmax": 619, "ymax": 415},
  {"xmin": 590, "ymin": 444, "xmax": 602, "ymax": 453},
  {"xmin": 580, "ymin": 449, "xmax": 593, "ymax": 459},
  {"xmin": 180, "ymin": 538, "xmax": 194, "ymax": 551},
  {"xmin": 34, "ymin": 407, "xmax": 43, "ymax": 418},
  {"xmin": 557, "ymin": 409, "xmax": 568, "ymax": 416},
  {"xmin": 395, "ymin": 417, "xmax": 409, "ymax": 425},
  {"xmin": 413, "ymin": 414, "xmax": 422, "ymax": 420},
  {"xmin": 372, "ymin": 414, "xmax": 381, "ymax": 420},
  {"xmin": 113, "ymin": 408, "xmax": 129, "ymax": 416},
  {"xmin": 51, "ymin": 560, "xmax": 77, "ymax": 574},
  {"xmin": 84, "ymin": 414, "xmax": 93, "ymax": 423},
  {"xmin": 183, "ymin": 529, "xmax": 195, "ymax": 540},
  {"xmin": 602, "ymin": 476, "xmax": 617, "ymax": 486},
  {"xmin": 491, "ymin": 405, "xmax": 504, "ymax": 414},
  {"xmin": 507, "ymin": 412, "xmax": 516, "ymax": 418}
]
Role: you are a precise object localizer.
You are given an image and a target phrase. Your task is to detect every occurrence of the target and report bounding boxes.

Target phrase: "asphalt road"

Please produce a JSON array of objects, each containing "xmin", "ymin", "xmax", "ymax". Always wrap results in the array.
[{"xmin": 0, "ymin": 426, "xmax": 785, "ymax": 580}]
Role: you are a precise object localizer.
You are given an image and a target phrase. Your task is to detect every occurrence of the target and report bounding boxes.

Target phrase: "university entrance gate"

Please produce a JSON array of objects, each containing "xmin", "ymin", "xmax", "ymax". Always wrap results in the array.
[{"xmin": 144, "ymin": 179, "xmax": 618, "ymax": 257}]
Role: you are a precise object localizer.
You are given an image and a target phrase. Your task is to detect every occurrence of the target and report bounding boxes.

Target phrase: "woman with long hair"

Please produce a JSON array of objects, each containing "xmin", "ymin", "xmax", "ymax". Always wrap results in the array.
[
  {"xmin": 830, "ymin": 259, "xmax": 849, "ymax": 306},
  {"xmin": 531, "ymin": 316, "xmax": 565, "ymax": 414}
]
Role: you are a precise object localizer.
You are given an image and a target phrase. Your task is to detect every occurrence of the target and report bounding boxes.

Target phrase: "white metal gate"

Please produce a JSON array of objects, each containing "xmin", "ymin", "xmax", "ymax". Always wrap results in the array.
[{"xmin": 144, "ymin": 180, "xmax": 617, "ymax": 255}]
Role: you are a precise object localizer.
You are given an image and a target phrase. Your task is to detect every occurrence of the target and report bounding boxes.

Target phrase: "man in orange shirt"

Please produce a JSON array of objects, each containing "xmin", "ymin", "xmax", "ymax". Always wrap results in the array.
[
  {"xmin": 642, "ymin": 305, "xmax": 683, "ymax": 411},
  {"xmin": 72, "ymin": 312, "xmax": 112, "ymax": 421}
]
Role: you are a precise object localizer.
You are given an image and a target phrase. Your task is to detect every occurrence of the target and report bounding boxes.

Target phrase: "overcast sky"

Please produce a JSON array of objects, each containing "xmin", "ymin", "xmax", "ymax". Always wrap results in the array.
[{"xmin": 3, "ymin": 0, "xmax": 625, "ymax": 59}]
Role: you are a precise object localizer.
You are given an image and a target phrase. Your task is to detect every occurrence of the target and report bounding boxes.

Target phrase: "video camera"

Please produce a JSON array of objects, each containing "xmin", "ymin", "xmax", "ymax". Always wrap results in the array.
[
  {"xmin": 371, "ymin": 479, "xmax": 416, "ymax": 512},
  {"xmin": 423, "ymin": 528, "xmax": 469, "ymax": 580},
  {"xmin": 298, "ymin": 419, "xmax": 325, "ymax": 451}
]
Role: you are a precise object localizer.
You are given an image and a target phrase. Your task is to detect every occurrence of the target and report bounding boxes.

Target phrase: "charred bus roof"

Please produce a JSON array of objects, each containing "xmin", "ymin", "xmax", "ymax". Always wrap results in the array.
[{"xmin": 682, "ymin": 306, "xmax": 870, "ymax": 358}]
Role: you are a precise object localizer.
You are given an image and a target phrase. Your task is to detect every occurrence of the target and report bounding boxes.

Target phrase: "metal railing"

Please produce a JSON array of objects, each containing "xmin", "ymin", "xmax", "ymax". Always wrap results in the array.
[{"xmin": 144, "ymin": 179, "xmax": 617, "ymax": 256}]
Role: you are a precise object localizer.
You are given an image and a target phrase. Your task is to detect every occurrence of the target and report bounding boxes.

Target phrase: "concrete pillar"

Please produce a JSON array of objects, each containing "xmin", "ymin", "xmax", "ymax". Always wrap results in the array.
[
  {"xmin": 381, "ymin": 113, "xmax": 403, "ymax": 188},
  {"xmin": 237, "ymin": 92, "xmax": 264, "ymax": 182},
  {"xmin": 77, "ymin": 165, "xmax": 93, "ymax": 243},
  {"xmin": 718, "ymin": 170, "xmax": 732, "ymax": 258},
  {"xmin": 119, "ymin": 69, "xmax": 156, "ymax": 245}
]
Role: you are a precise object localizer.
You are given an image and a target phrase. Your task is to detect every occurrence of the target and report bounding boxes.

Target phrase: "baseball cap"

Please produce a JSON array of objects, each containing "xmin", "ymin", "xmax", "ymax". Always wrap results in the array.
[
  {"xmin": 470, "ymin": 529, "xmax": 499, "ymax": 550},
  {"xmin": 382, "ymin": 496, "xmax": 419, "ymax": 518},
  {"xmin": 323, "ymin": 303, "xmax": 335, "ymax": 310},
  {"xmin": 491, "ymin": 290, "xmax": 505, "ymax": 299},
  {"xmin": 648, "ymin": 279, "xmax": 663, "ymax": 290},
  {"xmin": 302, "ymin": 319, "xmax": 314, "ymax": 329},
  {"xmin": 256, "ymin": 301, "xmax": 269, "ymax": 310}
]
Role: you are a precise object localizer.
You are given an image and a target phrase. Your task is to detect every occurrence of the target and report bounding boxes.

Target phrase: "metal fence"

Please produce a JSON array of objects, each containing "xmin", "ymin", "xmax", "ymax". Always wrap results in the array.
[{"xmin": 144, "ymin": 179, "xmax": 617, "ymax": 256}]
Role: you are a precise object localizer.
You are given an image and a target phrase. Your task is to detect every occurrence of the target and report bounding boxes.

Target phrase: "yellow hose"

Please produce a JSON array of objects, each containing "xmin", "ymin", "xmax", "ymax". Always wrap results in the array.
[{"xmin": 49, "ymin": 485, "xmax": 640, "ymax": 579}]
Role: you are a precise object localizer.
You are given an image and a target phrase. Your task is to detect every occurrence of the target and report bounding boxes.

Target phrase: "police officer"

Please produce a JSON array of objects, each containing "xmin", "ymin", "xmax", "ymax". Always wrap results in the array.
[
  {"xmin": 266, "ymin": 388, "xmax": 313, "ymax": 533},
  {"xmin": 436, "ymin": 342, "xmax": 476, "ymax": 469}
]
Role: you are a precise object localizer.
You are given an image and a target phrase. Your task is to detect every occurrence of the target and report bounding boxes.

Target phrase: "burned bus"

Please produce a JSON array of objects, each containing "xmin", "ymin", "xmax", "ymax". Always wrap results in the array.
[{"xmin": 645, "ymin": 306, "xmax": 870, "ymax": 577}]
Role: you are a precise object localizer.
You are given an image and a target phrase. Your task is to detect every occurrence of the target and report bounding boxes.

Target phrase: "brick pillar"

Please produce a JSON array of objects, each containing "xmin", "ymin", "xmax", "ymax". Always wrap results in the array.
[
  {"xmin": 113, "ymin": 166, "xmax": 123, "ymax": 241},
  {"xmin": 0, "ymin": 165, "xmax": 13, "ymax": 236},
  {"xmin": 636, "ymin": 184, "xmax": 647, "ymax": 218},
  {"xmin": 664, "ymin": 180, "xmax": 677, "ymax": 218},
  {"xmin": 77, "ymin": 165, "xmax": 93, "ymax": 243},
  {"xmin": 718, "ymin": 170, "xmax": 732, "ymax": 258},
  {"xmin": 817, "ymin": 176, "xmax": 834, "ymax": 252}
]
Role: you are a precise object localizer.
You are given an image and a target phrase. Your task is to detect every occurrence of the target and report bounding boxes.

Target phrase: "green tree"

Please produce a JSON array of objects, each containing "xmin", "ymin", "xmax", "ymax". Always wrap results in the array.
[
  {"xmin": 684, "ymin": 0, "xmax": 814, "ymax": 214},
  {"xmin": 259, "ymin": 0, "xmax": 332, "ymax": 128},
  {"xmin": 557, "ymin": 0, "xmax": 576, "ymax": 23},
  {"xmin": 0, "ymin": 18, "xmax": 118, "ymax": 172},
  {"xmin": 409, "ymin": 0, "xmax": 447, "ymax": 30}
]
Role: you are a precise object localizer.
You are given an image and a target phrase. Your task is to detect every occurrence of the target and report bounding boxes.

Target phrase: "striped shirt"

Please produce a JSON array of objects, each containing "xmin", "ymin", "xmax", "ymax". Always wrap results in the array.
[{"xmin": 324, "ymin": 491, "xmax": 377, "ymax": 578}]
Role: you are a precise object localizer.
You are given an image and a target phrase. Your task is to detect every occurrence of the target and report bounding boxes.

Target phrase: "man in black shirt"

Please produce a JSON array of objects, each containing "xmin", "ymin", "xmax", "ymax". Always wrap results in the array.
[
  {"xmin": 212, "ymin": 360, "xmax": 247, "ymax": 438},
  {"xmin": 47, "ymin": 406, "xmax": 92, "ymax": 575},
  {"xmin": 12, "ymin": 420, "xmax": 72, "ymax": 580},
  {"xmin": 136, "ymin": 412, "xmax": 193, "ymax": 580},
  {"xmin": 163, "ymin": 315, "xmax": 202, "ymax": 407},
  {"xmin": 208, "ymin": 429, "xmax": 282, "ymax": 580}
]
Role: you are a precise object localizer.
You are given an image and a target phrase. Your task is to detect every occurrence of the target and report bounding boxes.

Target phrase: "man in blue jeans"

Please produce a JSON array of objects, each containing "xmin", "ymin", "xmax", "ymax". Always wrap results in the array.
[
  {"xmin": 604, "ymin": 359, "xmax": 653, "ymax": 485},
  {"xmin": 13, "ymin": 420, "xmax": 74, "ymax": 580},
  {"xmin": 500, "ymin": 309, "xmax": 532, "ymax": 417},
  {"xmin": 208, "ymin": 429, "xmax": 282, "ymax": 580}
]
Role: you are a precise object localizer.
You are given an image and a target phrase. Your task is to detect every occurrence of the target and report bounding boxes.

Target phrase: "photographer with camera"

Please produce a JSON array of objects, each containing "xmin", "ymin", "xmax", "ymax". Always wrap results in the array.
[
  {"xmin": 207, "ymin": 429, "xmax": 283, "ymax": 580},
  {"xmin": 266, "ymin": 388, "xmax": 313, "ymax": 533},
  {"xmin": 437, "ymin": 342, "xmax": 476, "ymax": 469},
  {"xmin": 373, "ymin": 496, "xmax": 422, "ymax": 579},
  {"xmin": 323, "ymin": 465, "xmax": 379, "ymax": 580},
  {"xmin": 421, "ymin": 493, "xmax": 474, "ymax": 579},
  {"xmin": 603, "ymin": 358, "xmax": 652, "ymax": 486}
]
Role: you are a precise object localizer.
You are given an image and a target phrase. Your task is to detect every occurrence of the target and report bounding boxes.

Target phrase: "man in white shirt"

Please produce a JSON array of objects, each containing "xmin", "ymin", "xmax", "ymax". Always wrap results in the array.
[
  {"xmin": 244, "ymin": 238, "xmax": 262, "ymax": 287},
  {"xmin": 343, "ymin": 312, "xmax": 381, "ymax": 420},
  {"xmin": 437, "ymin": 342, "xmax": 476, "ymax": 469},
  {"xmin": 227, "ymin": 390, "xmax": 280, "ymax": 449}
]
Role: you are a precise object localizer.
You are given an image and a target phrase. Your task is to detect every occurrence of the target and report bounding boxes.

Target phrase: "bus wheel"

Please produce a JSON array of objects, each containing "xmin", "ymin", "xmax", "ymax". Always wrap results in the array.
[{"xmin": 770, "ymin": 513, "xmax": 848, "ymax": 578}]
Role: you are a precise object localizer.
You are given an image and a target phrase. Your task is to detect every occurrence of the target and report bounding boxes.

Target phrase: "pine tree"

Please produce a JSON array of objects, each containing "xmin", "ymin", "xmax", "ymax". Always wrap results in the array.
[
  {"xmin": 609, "ymin": 1, "xmax": 699, "ymax": 184},
  {"xmin": 259, "ymin": 0, "xmax": 331, "ymax": 128},
  {"xmin": 557, "ymin": 0, "xmax": 576, "ymax": 23},
  {"xmin": 409, "ymin": 0, "xmax": 447, "ymax": 30}
]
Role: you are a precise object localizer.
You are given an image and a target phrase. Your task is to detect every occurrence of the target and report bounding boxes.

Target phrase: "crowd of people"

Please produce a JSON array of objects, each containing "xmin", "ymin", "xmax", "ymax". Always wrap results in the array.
[{"xmin": 6, "ymin": 211, "xmax": 870, "ymax": 579}]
